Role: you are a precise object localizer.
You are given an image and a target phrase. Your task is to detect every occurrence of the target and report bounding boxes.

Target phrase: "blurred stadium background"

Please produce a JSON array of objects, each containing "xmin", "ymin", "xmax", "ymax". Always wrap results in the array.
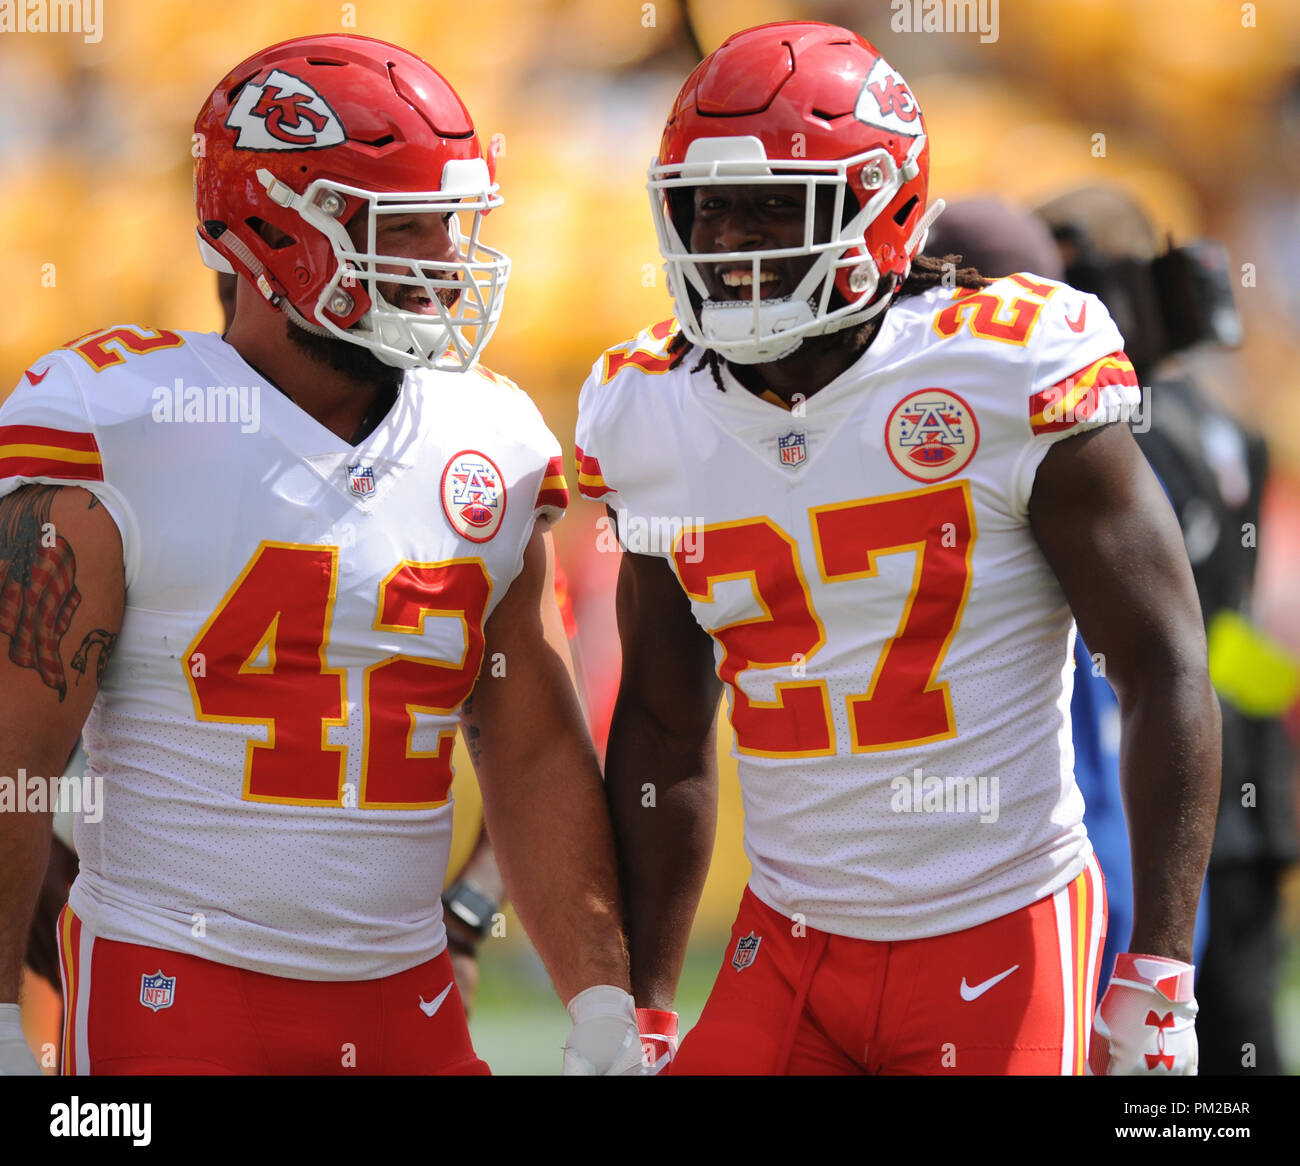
[{"xmin": 3, "ymin": 0, "xmax": 1300, "ymax": 1074}]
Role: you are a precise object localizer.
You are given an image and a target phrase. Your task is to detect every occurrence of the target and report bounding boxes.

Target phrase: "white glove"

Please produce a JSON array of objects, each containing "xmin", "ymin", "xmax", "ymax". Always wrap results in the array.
[
  {"xmin": 0, "ymin": 1003, "xmax": 41, "ymax": 1075},
  {"xmin": 1090, "ymin": 953, "xmax": 1198, "ymax": 1075},
  {"xmin": 563, "ymin": 985, "xmax": 643, "ymax": 1076}
]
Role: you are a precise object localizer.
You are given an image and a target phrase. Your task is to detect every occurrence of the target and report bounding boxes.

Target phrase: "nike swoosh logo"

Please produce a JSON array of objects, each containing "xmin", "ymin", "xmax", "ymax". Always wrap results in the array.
[
  {"xmin": 418, "ymin": 983, "xmax": 454, "ymax": 1017},
  {"xmin": 24, "ymin": 367, "xmax": 49, "ymax": 386},
  {"xmin": 960, "ymin": 964, "xmax": 1020, "ymax": 1001},
  {"xmin": 1066, "ymin": 303, "xmax": 1087, "ymax": 332}
]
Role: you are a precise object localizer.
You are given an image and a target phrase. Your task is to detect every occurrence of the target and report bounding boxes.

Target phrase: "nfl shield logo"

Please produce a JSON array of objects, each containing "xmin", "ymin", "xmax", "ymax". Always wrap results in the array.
[
  {"xmin": 347, "ymin": 464, "xmax": 376, "ymax": 498},
  {"xmin": 732, "ymin": 931, "xmax": 762, "ymax": 972},
  {"xmin": 140, "ymin": 970, "xmax": 176, "ymax": 1012},
  {"xmin": 778, "ymin": 432, "xmax": 806, "ymax": 468}
]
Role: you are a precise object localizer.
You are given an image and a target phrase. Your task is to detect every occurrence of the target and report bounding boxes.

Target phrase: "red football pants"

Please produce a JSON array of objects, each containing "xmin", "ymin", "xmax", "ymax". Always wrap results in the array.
[
  {"xmin": 57, "ymin": 905, "xmax": 489, "ymax": 1075},
  {"xmin": 672, "ymin": 853, "xmax": 1106, "ymax": 1075}
]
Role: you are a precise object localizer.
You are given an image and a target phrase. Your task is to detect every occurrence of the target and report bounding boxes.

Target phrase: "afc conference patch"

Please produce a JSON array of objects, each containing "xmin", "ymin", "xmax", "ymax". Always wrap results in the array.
[
  {"xmin": 732, "ymin": 931, "xmax": 762, "ymax": 972},
  {"xmin": 885, "ymin": 387, "xmax": 979, "ymax": 482},
  {"xmin": 140, "ymin": 970, "xmax": 176, "ymax": 1012},
  {"xmin": 441, "ymin": 450, "xmax": 507, "ymax": 542}
]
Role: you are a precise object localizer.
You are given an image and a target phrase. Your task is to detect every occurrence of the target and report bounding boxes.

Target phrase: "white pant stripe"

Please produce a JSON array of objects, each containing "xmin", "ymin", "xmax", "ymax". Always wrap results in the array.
[
  {"xmin": 1081, "ymin": 852, "xmax": 1106, "ymax": 1065},
  {"xmin": 1052, "ymin": 874, "xmax": 1077, "ymax": 1075},
  {"xmin": 72, "ymin": 922, "xmax": 94, "ymax": 1076}
]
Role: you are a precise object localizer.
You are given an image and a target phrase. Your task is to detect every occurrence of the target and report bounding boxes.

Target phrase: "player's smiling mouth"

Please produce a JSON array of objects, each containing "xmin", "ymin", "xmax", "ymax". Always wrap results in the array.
[
  {"xmin": 709, "ymin": 263, "xmax": 785, "ymax": 301},
  {"xmin": 392, "ymin": 278, "xmax": 460, "ymax": 313}
]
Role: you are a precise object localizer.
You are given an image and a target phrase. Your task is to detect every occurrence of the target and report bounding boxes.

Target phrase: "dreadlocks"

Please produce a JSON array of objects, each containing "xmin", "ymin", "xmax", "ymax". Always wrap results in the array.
[
  {"xmin": 666, "ymin": 252, "xmax": 990, "ymax": 392},
  {"xmin": 901, "ymin": 252, "xmax": 988, "ymax": 296}
]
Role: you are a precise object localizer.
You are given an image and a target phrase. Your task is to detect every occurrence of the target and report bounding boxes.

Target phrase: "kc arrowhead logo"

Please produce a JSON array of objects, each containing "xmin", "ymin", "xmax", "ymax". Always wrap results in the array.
[
  {"xmin": 854, "ymin": 55, "xmax": 924, "ymax": 137},
  {"xmin": 226, "ymin": 69, "xmax": 346, "ymax": 151}
]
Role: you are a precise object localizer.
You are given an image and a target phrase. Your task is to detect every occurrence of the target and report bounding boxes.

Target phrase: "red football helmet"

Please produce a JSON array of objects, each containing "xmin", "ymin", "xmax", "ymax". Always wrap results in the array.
[
  {"xmin": 194, "ymin": 34, "xmax": 508, "ymax": 372},
  {"xmin": 649, "ymin": 22, "xmax": 943, "ymax": 363}
]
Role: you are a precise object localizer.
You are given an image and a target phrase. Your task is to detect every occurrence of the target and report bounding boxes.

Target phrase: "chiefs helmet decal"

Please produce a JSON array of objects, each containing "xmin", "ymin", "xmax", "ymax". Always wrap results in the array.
[
  {"xmin": 854, "ymin": 57, "xmax": 924, "ymax": 138},
  {"xmin": 225, "ymin": 69, "xmax": 346, "ymax": 151}
]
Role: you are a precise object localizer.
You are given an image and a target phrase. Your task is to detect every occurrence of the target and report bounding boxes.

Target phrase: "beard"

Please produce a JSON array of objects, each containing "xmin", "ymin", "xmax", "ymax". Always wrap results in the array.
[{"xmin": 284, "ymin": 316, "xmax": 405, "ymax": 392}]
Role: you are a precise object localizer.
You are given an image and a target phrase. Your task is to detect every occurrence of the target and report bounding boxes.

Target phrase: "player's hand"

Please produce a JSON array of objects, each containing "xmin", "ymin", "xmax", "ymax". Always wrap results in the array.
[
  {"xmin": 563, "ymin": 985, "xmax": 643, "ymax": 1075},
  {"xmin": 1089, "ymin": 953, "xmax": 1197, "ymax": 1075},
  {"xmin": 445, "ymin": 917, "xmax": 482, "ymax": 1016},
  {"xmin": 447, "ymin": 946, "xmax": 479, "ymax": 1016},
  {"xmin": 0, "ymin": 1004, "xmax": 41, "ymax": 1075},
  {"xmin": 636, "ymin": 1007, "xmax": 678, "ymax": 1074}
]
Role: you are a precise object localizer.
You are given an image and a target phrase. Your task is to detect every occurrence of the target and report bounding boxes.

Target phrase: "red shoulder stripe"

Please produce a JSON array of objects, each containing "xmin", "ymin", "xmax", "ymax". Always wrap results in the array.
[
  {"xmin": 574, "ymin": 445, "xmax": 613, "ymax": 500},
  {"xmin": 1029, "ymin": 350, "xmax": 1137, "ymax": 435},
  {"xmin": 0, "ymin": 425, "xmax": 99, "ymax": 453},
  {"xmin": 535, "ymin": 487, "xmax": 570, "ymax": 511},
  {"xmin": 0, "ymin": 457, "xmax": 104, "ymax": 482}
]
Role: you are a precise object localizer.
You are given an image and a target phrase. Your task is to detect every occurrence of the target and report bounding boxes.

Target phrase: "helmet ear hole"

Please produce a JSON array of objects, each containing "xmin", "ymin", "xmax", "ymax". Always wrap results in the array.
[
  {"xmin": 893, "ymin": 195, "xmax": 919, "ymax": 227},
  {"xmin": 247, "ymin": 217, "xmax": 298, "ymax": 250}
]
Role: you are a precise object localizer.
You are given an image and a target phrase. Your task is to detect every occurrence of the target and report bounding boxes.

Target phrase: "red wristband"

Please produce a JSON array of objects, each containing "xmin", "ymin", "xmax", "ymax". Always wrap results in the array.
[{"xmin": 636, "ymin": 1007, "xmax": 680, "ymax": 1042}]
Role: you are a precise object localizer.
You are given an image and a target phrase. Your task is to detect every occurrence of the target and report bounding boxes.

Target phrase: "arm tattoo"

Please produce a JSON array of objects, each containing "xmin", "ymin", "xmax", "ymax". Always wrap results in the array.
[
  {"xmin": 71, "ymin": 628, "xmax": 118, "ymax": 688},
  {"xmin": 465, "ymin": 723, "xmax": 483, "ymax": 767},
  {"xmin": 0, "ymin": 486, "xmax": 82, "ymax": 700},
  {"xmin": 461, "ymin": 693, "xmax": 484, "ymax": 767}
]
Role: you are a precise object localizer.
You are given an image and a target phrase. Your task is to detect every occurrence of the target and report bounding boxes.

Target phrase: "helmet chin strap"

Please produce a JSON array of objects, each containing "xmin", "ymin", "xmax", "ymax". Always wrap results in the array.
[
  {"xmin": 703, "ymin": 289, "xmax": 889, "ymax": 365},
  {"xmin": 699, "ymin": 298, "xmax": 814, "ymax": 364},
  {"xmin": 906, "ymin": 198, "xmax": 947, "ymax": 260},
  {"xmin": 283, "ymin": 301, "xmax": 336, "ymax": 339},
  {"xmin": 197, "ymin": 224, "xmax": 339, "ymax": 340}
]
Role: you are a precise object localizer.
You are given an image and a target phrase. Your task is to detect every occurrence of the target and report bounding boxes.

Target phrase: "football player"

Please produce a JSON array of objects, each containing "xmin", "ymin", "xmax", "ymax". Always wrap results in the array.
[
  {"xmin": 0, "ymin": 34, "xmax": 640, "ymax": 1076},
  {"xmin": 579, "ymin": 23, "xmax": 1220, "ymax": 1075}
]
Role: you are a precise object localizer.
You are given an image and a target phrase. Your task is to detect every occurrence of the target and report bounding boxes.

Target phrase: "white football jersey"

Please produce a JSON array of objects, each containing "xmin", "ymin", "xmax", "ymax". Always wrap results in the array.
[
  {"xmin": 0, "ymin": 326, "xmax": 568, "ymax": 979},
  {"xmin": 576, "ymin": 275, "xmax": 1141, "ymax": 941}
]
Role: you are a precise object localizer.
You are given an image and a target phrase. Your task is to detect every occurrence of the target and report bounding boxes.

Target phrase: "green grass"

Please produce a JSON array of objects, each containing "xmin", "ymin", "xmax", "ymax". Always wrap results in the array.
[{"xmin": 466, "ymin": 937, "xmax": 726, "ymax": 1075}]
